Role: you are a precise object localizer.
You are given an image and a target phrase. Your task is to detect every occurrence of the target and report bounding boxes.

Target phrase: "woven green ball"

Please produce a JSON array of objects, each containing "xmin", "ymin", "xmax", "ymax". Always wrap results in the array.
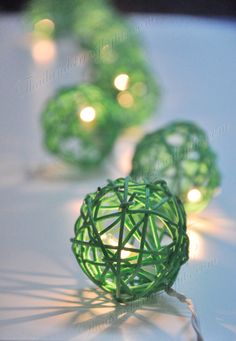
[
  {"xmin": 71, "ymin": 177, "xmax": 189, "ymax": 302},
  {"xmin": 41, "ymin": 84, "xmax": 120, "ymax": 169},
  {"xmin": 26, "ymin": 0, "xmax": 79, "ymax": 38},
  {"xmin": 131, "ymin": 121, "xmax": 221, "ymax": 213},
  {"xmin": 73, "ymin": 0, "xmax": 128, "ymax": 50},
  {"xmin": 94, "ymin": 64, "xmax": 159, "ymax": 128},
  {"xmin": 75, "ymin": 4, "xmax": 144, "ymax": 65},
  {"xmin": 73, "ymin": 0, "xmax": 160, "ymax": 128}
]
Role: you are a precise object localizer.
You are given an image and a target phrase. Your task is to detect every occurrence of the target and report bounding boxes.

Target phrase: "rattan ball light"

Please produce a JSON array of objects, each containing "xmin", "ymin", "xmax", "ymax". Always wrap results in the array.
[
  {"xmin": 131, "ymin": 121, "xmax": 221, "ymax": 213},
  {"xmin": 41, "ymin": 84, "xmax": 120, "ymax": 169},
  {"xmin": 71, "ymin": 177, "xmax": 189, "ymax": 302}
]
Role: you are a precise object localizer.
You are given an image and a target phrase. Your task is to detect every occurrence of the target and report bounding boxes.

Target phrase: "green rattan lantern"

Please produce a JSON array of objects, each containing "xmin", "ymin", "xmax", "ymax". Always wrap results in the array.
[
  {"xmin": 26, "ymin": 0, "xmax": 79, "ymax": 38},
  {"xmin": 131, "ymin": 121, "xmax": 221, "ymax": 213},
  {"xmin": 26, "ymin": 0, "xmax": 161, "ymax": 168},
  {"xmin": 74, "ymin": 0, "xmax": 144, "ymax": 64},
  {"xmin": 73, "ymin": 0, "xmax": 160, "ymax": 128},
  {"xmin": 41, "ymin": 84, "xmax": 121, "ymax": 169},
  {"xmin": 71, "ymin": 177, "xmax": 189, "ymax": 302},
  {"xmin": 73, "ymin": 0, "xmax": 128, "ymax": 50},
  {"xmin": 93, "ymin": 64, "xmax": 159, "ymax": 128}
]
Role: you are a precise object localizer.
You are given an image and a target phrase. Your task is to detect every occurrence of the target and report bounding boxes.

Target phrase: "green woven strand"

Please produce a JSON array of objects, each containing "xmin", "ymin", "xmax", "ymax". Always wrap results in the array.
[{"xmin": 72, "ymin": 177, "xmax": 189, "ymax": 302}]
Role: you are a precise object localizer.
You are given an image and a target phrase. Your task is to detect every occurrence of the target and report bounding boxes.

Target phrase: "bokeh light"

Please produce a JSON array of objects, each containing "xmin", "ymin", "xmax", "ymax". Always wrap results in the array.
[
  {"xmin": 79, "ymin": 106, "xmax": 96, "ymax": 123},
  {"xmin": 187, "ymin": 229, "xmax": 205, "ymax": 260},
  {"xmin": 101, "ymin": 233, "xmax": 132, "ymax": 259},
  {"xmin": 117, "ymin": 91, "xmax": 134, "ymax": 108},
  {"xmin": 187, "ymin": 188, "xmax": 202, "ymax": 203},
  {"xmin": 32, "ymin": 38, "xmax": 56, "ymax": 64},
  {"xmin": 114, "ymin": 74, "xmax": 129, "ymax": 91}
]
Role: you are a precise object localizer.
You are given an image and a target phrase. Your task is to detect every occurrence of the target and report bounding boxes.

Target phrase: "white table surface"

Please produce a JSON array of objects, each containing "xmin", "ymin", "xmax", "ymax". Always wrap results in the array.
[{"xmin": 0, "ymin": 13, "xmax": 236, "ymax": 341}]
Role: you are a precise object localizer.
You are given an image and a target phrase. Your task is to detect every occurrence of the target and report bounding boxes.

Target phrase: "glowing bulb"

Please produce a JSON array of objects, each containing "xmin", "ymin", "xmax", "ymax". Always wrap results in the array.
[
  {"xmin": 101, "ymin": 233, "xmax": 132, "ymax": 259},
  {"xmin": 34, "ymin": 19, "xmax": 55, "ymax": 35},
  {"xmin": 114, "ymin": 74, "xmax": 129, "ymax": 91},
  {"xmin": 79, "ymin": 107, "xmax": 96, "ymax": 123},
  {"xmin": 32, "ymin": 39, "xmax": 56, "ymax": 64},
  {"xmin": 187, "ymin": 188, "xmax": 202, "ymax": 203},
  {"xmin": 120, "ymin": 249, "xmax": 131, "ymax": 259},
  {"xmin": 187, "ymin": 229, "xmax": 203, "ymax": 260},
  {"xmin": 117, "ymin": 91, "xmax": 134, "ymax": 108}
]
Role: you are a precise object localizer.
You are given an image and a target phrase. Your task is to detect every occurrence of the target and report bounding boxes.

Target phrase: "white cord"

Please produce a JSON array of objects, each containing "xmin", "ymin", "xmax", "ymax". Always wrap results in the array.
[{"xmin": 166, "ymin": 287, "xmax": 204, "ymax": 341}]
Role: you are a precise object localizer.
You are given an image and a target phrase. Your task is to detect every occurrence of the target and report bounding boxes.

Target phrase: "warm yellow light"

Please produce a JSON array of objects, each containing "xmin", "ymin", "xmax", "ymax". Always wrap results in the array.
[
  {"xmin": 101, "ymin": 233, "xmax": 132, "ymax": 259},
  {"xmin": 117, "ymin": 91, "xmax": 134, "ymax": 108},
  {"xmin": 114, "ymin": 74, "xmax": 129, "ymax": 91},
  {"xmin": 187, "ymin": 188, "xmax": 202, "ymax": 203},
  {"xmin": 187, "ymin": 229, "xmax": 204, "ymax": 260},
  {"xmin": 34, "ymin": 19, "xmax": 55, "ymax": 35},
  {"xmin": 79, "ymin": 107, "xmax": 96, "ymax": 123},
  {"xmin": 188, "ymin": 209, "xmax": 235, "ymax": 246},
  {"xmin": 32, "ymin": 39, "xmax": 56, "ymax": 64},
  {"xmin": 121, "ymin": 249, "xmax": 131, "ymax": 259}
]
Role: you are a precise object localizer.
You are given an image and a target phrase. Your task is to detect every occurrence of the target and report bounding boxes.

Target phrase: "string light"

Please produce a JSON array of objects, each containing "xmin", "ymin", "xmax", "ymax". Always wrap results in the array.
[
  {"xmin": 117, "ymin": 91, "xmax": 134, "ymax": 108},
  {"xmin": 27, "ymin": 0, "xmax": 160, "ymax": 167},
  {"xmin": 101, "ymin": 233, "xmax": 132, "ymax": 259},
  {"xmin": 96, "ymin": 66, "xmax": 159, "ymax": 127},
  {"xmin": 114, "ymin": 74, "xmax": 129, "ymax": 91},
  {"xmin": 131, "ymin": 121, "xmax": 221, "ymax": 213},
  {"xmin": 32, "ymin": 39, "xmax": 56, "ymax": 64},
  {"xmin": 72, "ymin": 178, "xmax": 189, "ymax": 302},
  {"xmin": 187, "ymin": 189, "xmax": 202, "ymax": 203},
  {"xmin": 41, "ymin": 84, "xmax": 119, "ymax": 168},
  {"xmin": 187, "ymin": 229, "xmax": 204, "ymax": 260},
  {"xmin": 79, "ymin": 106, "xmax": 96, "ymax": 123}
]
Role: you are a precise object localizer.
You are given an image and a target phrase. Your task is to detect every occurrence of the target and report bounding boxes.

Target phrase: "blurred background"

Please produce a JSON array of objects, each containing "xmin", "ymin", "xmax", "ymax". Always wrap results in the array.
[{"xmin": 1, "ymin": 0, "xmax": 236, "ymax": 16}]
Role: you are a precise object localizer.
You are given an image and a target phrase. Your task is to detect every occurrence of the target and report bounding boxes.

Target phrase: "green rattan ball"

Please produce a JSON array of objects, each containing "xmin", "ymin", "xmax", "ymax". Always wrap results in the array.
[
  {"xmin": 73, "ymin": 0, "xmax": 127, "ymax": 50},
  {"xmin": 94, "ymin": 64, "xmax": 159, "ymax": 128},
  {"xmin": 41, "ymin": 84, "xmax": 121, "ymax": 169},
  {"xmin": 74, "ymin": 0, "xmax": 144, "ymax": 64},
  {"xmin": 72, "ymin": 0, "xmax": 160, "ymax": 128},
  {"xmin": 26, "ymin": 0, "xmax": 79, "ymax": 38},
  {"xmin": 71, "ymin": 177, "xmax": 189, "ymax": 302},
  {"xmin": 131, "ymin": 121, "xmax": 221, "ymax": 213}
]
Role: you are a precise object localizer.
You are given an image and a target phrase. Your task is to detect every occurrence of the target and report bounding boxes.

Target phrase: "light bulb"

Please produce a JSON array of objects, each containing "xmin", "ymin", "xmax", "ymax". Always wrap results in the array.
[
  {"xmin": 79, "ymin": 106, "xmax": 96, "ymax": 123},
  {"xmin": 101, "ymin": 233, "xmax": 132, "ymax": 259},
  {"xmin": 32, "ymin": 39, "xmax": 56, "ymax": 64},
  {"xmin": 187, "ymin": 229, "xmax": 204, "ymax": 260},
  {"xmin": 187, "ymin": 188, "xmax": 202, "ymax": 203},
  {"xmin": 117, "ymin": 91, "xmax": 134, "ymax": 108},
  {"xmin": 114, "ymin": 74, "xmax": 129, "ymax": 91}
]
